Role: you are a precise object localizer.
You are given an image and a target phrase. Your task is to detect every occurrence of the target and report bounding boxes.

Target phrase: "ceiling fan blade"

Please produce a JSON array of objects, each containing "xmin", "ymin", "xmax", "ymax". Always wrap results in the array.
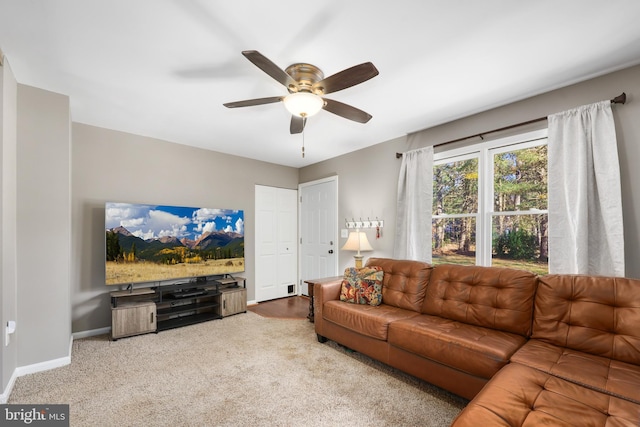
[
  {"xmin": 223, "ymin": 96, "xmax": 283, "ymax": 108},
  {"xmin": 313, "ymin": 62, "xmax": 379, "ymax": 95},
  {"xmin": 242, "ymin": 50, "xmax": 297, "ymax": 89},
  {"xmin": 290, "ymin": 116, "xmax": 305, "ymax": 134},
  {"xmin": 322, "ymin": 98, "xmax": 372, "ymax": 123}
]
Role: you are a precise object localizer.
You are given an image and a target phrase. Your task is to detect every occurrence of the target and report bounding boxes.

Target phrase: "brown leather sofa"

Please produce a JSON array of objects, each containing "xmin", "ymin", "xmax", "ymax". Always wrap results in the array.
[
  {"xmin": 451, "ymin": 274, "xmax": 640, "ymax": 426},
  {"xmin": 314, "ymin": 258, "xmax": 640, "ymax": 426}
]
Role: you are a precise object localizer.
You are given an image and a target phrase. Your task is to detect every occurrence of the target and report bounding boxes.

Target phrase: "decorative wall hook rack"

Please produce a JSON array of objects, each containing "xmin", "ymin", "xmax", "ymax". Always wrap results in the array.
[{"xmin": 345, "ymin": 217, "xmax": 384, "ymax": 230}]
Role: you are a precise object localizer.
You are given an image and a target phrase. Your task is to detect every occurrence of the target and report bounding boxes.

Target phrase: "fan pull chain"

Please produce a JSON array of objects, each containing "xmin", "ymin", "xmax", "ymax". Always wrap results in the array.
[{"xmin": 301, "ymin": 115, "xmax": 307, "ymax": 158}]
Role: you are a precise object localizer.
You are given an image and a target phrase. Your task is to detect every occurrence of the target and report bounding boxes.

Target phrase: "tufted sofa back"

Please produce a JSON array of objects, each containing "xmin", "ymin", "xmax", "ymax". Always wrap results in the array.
[
  {"xmin": 422, "ymin": 264, "xmax": 538, "ymax": 336},
  {"xmin": 365, "ymin": 257, "xmax": 432, "ymax": 312},
  {"xmin": 532, "ymin": 275, "xmax": 640, "ymax": 365}
]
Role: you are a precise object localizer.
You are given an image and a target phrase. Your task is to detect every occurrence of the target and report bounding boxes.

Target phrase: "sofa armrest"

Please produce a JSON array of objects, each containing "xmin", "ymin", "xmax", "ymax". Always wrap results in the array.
[
  {"xmin": 315, "ymin": 280, "xmax": 342, "ymax": 304},
  {"xmin": 313, "ymin": 277, "xmax": 343, "ymax": 339}
]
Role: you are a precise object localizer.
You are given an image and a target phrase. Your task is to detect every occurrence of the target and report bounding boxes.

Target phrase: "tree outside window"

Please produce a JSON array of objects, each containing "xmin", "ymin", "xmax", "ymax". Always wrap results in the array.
[
  {"xmin": 432, "ymin": 131, "xmax": 548, "ymax": 274},
  {"xmin": 432, "ymin": 156, "xmax": 478, "ymax": 266}
]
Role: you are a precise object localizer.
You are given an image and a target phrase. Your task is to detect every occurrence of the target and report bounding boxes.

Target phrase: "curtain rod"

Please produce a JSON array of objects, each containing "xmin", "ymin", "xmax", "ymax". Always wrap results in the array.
[{"xmin": 395, "ymin": 92, "xmax": 627, "ymax": 159}]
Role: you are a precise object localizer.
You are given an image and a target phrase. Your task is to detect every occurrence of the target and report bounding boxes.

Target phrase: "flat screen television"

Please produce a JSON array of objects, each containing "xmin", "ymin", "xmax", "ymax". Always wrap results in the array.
[{"xmin": 105, "ymin": 202, "xmax": 244, "ymax": 286}]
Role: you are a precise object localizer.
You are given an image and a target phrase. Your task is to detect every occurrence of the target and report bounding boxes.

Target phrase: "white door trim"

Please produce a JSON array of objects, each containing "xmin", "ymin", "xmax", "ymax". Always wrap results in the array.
[{"xmin": 298, "ymin": 176, "xmax": 339, "ymax": 295}]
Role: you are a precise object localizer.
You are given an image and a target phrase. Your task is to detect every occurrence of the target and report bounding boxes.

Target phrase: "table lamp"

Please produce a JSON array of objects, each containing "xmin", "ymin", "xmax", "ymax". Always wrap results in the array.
[{"xmin": 341, "ymin": 230, "xmax": 373, "ymax": 268}]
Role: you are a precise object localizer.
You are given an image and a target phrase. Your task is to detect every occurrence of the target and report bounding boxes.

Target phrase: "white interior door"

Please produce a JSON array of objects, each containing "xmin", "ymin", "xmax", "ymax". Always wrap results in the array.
[
  {"xmin": 299, "ymin": 177, "xmax": 338, "ymax": 296},
  {"xmin": 277, "ymin": 188, "xmax": 297, "ymax": 296},
  {"xmin": 255, "ymin": 185, "xmax": 298, "ymax": 302}
]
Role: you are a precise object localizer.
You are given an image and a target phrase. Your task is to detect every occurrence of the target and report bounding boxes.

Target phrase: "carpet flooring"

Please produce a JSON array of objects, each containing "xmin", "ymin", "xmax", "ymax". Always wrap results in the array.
[{"xmin": 8, "ymin": 312, "xmax": 467, "ymax": 426}]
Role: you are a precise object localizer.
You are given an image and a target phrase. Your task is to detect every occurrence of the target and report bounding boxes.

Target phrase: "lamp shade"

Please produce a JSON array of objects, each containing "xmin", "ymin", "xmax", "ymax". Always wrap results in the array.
[
  {"xmin": 341, "ymin": 231, "xmax": 373, "ymax": 255},
  {"xmin": 283, "ymin": 92, "xmax": 324, "ymax": 117}
]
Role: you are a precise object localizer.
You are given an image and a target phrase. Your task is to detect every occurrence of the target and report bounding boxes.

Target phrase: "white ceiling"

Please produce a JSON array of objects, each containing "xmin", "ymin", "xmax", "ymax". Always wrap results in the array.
[{"xmin": 1, "ymin": 1, "xmax": 640, "ymax": 168}]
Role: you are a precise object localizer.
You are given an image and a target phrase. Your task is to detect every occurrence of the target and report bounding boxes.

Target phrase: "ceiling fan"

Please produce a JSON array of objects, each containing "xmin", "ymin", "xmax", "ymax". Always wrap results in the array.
[{"xmin": 223, "ymin": 50, "xmax": 379, "ymax": 134}]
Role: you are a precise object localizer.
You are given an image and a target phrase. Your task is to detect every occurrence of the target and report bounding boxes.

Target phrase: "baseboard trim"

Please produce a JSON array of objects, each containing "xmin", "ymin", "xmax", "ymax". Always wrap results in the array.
[
  {"xmin": 73, "ymin": 326, "xmax": 111, "ymax": 340},
  {"xmin": 1, "ymin": 336, "xmax": 74, "ymax": 403},
  {"xmin": 16, "ymin": 335, "xmax": 73, "ymax": 377},
  {"xmin": 247, "ymin": 300, "xmax": 257, "ymax": 306},
  {"xmin": 16, "ymin": 354, "xmax": 71, "ymax": 378},
  {"xmin": 0, "ymin": 370, "xmax": 18, "ymax": 404}
]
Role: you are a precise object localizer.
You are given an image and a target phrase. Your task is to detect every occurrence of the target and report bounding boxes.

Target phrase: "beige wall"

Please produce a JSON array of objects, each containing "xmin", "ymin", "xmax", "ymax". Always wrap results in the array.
[
  {"xmin": 299, "ymin": 136, "xmax": 407, "ymax": 273},
  {"xmin": 301, "ymin": 64, "xmax": 640, "ymax": 278},
  {"xmin": 71, "ymin": 123, "xmax": 299, "ymax": 333},
  {"xmin": 1, "ymin": 55, "xmax": 18, "ymax": 397},
  {"xmin": 16, "ymin": 84, "xmax": 72, "ymax": 366}
]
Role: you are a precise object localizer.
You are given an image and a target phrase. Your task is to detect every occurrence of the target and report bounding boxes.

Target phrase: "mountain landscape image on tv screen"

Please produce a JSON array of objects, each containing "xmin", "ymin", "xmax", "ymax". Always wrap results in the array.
[{"xmin": 105, "ymin": 202, "xmax": 244, "ymax": 286}]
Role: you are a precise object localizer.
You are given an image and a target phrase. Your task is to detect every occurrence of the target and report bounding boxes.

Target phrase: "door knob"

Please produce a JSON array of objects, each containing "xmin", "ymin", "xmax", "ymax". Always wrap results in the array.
[{"xmin": 328, "ymin": 249, "xmax": 334, "ymax": 254}]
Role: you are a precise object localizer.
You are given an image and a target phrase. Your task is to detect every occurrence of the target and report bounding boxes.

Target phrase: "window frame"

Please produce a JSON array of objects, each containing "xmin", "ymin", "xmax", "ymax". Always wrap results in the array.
[{"xmin": 433, "ymin": 129, "xmax": 548, "ymax": 267}]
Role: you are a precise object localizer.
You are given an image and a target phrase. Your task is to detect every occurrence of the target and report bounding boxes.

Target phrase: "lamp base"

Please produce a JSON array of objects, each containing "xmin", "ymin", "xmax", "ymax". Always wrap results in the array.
[{"xmin": 353, "ymin": 255, "xmax": 364, "ymax": 269}]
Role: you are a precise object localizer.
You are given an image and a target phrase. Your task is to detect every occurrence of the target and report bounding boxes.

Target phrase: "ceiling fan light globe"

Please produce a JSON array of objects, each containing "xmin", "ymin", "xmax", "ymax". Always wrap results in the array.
[{"xmin": 283, "ymin": 92, "xmax": 324, "ymax": 117}]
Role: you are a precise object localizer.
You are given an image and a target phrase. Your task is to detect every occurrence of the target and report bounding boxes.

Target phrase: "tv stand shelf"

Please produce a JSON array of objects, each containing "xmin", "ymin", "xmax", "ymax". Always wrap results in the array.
[
  {"xmin": 110, "ymin": 287, "xmax": 155, "ymax": 307},
  {"xmin": 157, "ymin": 311, "xmax": 221, "ymax": 331},
  {"xmin": 110, "ymin": 275, "xmax": 247, "ymax": 340},
  {"xmin": 154, "ymin": 282, "xmax": 222, "ymax": 332}
]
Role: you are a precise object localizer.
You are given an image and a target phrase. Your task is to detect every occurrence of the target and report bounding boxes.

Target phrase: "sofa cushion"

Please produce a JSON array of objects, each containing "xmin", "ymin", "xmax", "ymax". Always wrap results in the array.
[
  {"xmin": 532, "ymin": 275, "xmax": 640, "ymax": 365},
  {"xmin": 422, "ymin": 264, "xmax": 537, "ymax": 336},
  {"xmin": 365, "ymin": 257, "xmax": 432, "ymax": 312},
  {"xmin": 323, "ymin": 300, "xmax": 419, "ymax": 341},
  {"xmin": 512, "ymin": 339, "xmax": 640, "ymax": 404},
  {"xmin": 450, "ymin": 362, "xmax": 640, "ymax": 427},
  {"xmin": 388, "ymin": 314, "xmax": 527, "ymax": 379},
  {"xmin": 339, "ymin": 266, "xmax": 383, "ymax": 306}
]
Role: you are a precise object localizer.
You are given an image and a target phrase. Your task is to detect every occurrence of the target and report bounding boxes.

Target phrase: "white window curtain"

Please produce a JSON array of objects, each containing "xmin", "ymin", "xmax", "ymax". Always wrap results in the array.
[
  {"xmin": 548, "ymin": 100, "xmax": 624, "ymax": 276},
  {"xmin": 394, "ymin": 146, "xmax": 433, "ymax": 262}
]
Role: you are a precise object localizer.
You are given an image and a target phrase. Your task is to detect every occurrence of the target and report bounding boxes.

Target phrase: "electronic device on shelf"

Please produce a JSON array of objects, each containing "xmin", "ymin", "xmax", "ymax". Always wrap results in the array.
[{"xmin": 167, "ymin": 288, "xmax": 207, "ymax": 299}]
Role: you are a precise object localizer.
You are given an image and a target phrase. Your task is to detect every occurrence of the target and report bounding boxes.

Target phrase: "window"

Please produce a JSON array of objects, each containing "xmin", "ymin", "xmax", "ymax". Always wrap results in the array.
[{"xmin": 432, "ymin": 130, "xmax": 548, "ymax": 274}]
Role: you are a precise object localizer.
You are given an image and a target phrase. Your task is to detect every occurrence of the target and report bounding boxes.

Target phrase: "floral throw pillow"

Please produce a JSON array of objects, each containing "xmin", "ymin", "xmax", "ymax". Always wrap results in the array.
[{"xmin": 340, "ymin": 266, "xmax": 384, "ymax": 306}]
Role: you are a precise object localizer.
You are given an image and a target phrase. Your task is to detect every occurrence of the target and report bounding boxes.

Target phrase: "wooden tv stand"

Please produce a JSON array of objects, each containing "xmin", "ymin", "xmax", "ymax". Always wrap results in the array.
[{"xmin": 110, "ymin": 275, "xmax": 246, "ymax": 340}]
